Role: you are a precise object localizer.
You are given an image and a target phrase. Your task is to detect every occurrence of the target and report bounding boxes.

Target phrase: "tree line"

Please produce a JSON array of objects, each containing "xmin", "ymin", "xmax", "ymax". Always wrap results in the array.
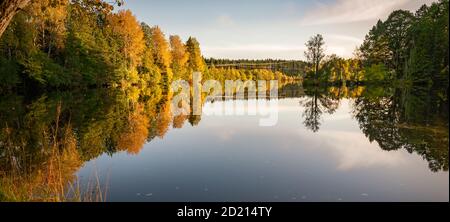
[
  {"xmin": 359, "ymin": 0, "xmax": 448, "ymax": 86},
  {"xmin": 0, "ymin": 0, "xmax": 447, "ymax": 91},
  {"xmin": 0, "ymin": 0, "xmax": 205, "ymax": 89},
  {"xmin": 303, "ymin": 33, "xmax": 364, "ymax": 85},
  {"xmin": 302, "ymin": 0, "xmax": 448, "ymax": 87},
  {"xmin": 0, "ymin": 0, "xmax": 291, "ymax": 92},
  {"xmin": 204, "ymin": 58, "xmax": 309, "ymax": 77}
]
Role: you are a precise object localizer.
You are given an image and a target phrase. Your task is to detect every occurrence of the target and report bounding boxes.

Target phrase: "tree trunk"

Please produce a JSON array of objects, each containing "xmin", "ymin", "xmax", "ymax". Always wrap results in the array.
[
  {"xmin": 0, "ymin": 0, "xmax": 30, "ymax": 38},
  {"xmin": 315, "ymin": 61, "xmax": 319, "ymax": 80}
]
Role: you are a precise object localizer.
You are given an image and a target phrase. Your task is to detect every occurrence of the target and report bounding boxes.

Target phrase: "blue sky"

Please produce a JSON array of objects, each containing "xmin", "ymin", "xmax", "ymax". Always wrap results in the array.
[{"xmin": 122, "ymin": 0, "xmax": 436, "ymax": 60}]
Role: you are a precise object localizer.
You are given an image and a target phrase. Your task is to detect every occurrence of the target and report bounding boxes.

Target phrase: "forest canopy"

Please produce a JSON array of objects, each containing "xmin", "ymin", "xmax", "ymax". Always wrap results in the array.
[{"xmin": 359, "ymin": 0, "xmax": 448, "ymax": 86}]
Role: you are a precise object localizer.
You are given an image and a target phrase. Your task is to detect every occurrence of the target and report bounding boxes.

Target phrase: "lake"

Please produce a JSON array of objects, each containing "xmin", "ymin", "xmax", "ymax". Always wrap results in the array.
[{"xmin": 0, "ymin": 83, "xmax": 448, "ymax": 201}]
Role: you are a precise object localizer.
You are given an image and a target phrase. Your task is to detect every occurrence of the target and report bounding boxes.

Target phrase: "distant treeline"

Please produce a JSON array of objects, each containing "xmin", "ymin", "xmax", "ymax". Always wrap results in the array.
[
  {"xmin": 205, "ymin": 58, "xmax": 309, "ymax": 77},
  {"xmin": 206, "ymin": 0, "xmax": 449, "ymax": 88}
]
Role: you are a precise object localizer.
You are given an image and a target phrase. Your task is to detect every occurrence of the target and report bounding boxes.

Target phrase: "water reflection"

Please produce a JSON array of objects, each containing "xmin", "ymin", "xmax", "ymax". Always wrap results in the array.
[
  {"xmin": 0, "ymin": 83, "xmax": 448, "ymax": 201},
  {"xmin": 296, "ymin": 84, "xmax": 448, "ymax": 172},
  {"xmin": 352, "ymin": 86, "xmax": 449, "ymax": 172},
  {"xmin": 300, "ymin": 87, "xmax": 340, "ymax": 132}
]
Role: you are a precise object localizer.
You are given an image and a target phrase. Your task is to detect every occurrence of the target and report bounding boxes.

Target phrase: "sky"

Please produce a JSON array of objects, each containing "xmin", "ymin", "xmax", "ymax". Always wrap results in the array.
[{"xmin": 121, "ymin": 0, "xmax": 437, "ymax": 60}]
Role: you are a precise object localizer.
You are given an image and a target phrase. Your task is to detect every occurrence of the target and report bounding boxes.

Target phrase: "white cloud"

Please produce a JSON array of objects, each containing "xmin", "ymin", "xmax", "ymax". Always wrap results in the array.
[
  {"xmin": 318, "ymin": 131, "xmax": 409, "ymax": 171},
  {"xmin": 300, "ymin": 0, "xmax": 414, "ymax": 25}
]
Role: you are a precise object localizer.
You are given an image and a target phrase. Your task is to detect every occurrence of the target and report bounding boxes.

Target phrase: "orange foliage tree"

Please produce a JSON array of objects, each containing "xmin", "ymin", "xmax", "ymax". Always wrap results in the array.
[{"xmin": 107, "ymin": 10, "xmax": 145, "ymax": 68}]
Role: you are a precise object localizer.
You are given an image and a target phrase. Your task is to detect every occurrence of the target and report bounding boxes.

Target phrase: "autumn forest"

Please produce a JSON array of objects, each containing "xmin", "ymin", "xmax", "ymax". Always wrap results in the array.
[{"xmin": 0, "ymin": 0, "xmax": 448, "ymax": 202}]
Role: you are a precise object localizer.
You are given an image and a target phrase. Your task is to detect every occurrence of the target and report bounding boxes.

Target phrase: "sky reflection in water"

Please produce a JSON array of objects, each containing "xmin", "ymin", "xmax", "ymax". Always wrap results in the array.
[{"xmin": 78, "ymin": 96, "xmax": 449, "ymax": 202}]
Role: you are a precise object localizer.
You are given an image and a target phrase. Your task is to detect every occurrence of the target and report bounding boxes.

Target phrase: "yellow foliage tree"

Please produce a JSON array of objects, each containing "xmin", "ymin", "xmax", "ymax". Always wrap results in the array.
[
  {"xmin": 170, "ymin": 35, "xmax": 189, "ymax": 79},
  {"xmin": 117, "ymin": 104, "xmax": 150, "ymax": 155},
  {"xmin": 186, "ymin": 37, "xmax": 205, "ymax": 74},
  {"xmin": 29, "ymin": 0, "xmax": 68, "ymax": 55},
  {"xmin": 108, "ymin": 10, "xmax": 145, "ymax": 69},
  {"xmin": 151, "ymin": 26, "xmax": 172, "ymax": 82}
]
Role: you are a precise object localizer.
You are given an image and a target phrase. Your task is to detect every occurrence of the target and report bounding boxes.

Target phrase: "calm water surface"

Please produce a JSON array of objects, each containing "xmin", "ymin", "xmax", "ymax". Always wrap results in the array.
[
  {"xmin": 0, "ymin": 84, "xmax": 448, "ymax": 201},
  {"xmin": 77, "ymin": 86, "xmax": 449, "ymax": 202}
]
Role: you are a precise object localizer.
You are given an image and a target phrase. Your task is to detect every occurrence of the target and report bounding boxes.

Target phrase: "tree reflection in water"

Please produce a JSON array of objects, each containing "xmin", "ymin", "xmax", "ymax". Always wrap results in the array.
[
  {"xmin": 298, "ymin": 84, "xmax": 448, "ymax": 172},
  {"xmin": 0, "ymin": 83, "xmax": 448, "ymax": 201},
  {"xmin": 351, "ymin": 85, "xmax": 449, "ymax": 172},
  {"xmin": 299, "ymin": 87, "xmax": 340, "ymax": 132}
]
